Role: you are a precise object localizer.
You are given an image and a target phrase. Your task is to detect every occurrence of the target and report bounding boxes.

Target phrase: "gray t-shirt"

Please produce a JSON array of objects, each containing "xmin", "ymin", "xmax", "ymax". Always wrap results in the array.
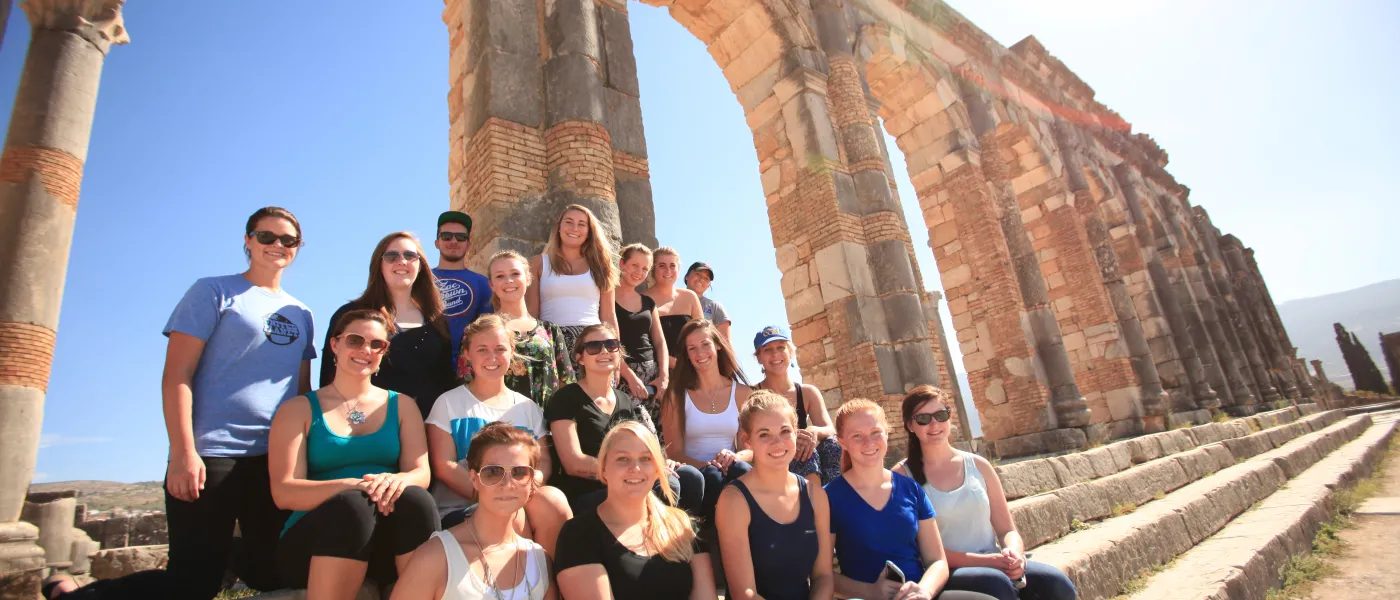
[
  {"xmin": 163, "ymin": 275, "xmax": 317, "ymax": 457},
  {"xmin": 699, "ymin": 295, "xmax": 729, "ymax": 324}
]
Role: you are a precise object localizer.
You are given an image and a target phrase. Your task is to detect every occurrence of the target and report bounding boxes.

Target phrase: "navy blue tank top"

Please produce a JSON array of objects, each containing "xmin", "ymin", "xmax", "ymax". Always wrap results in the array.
[{"xmin": 731, "ymin": 475, "xmax": 818, "ymax": 600}]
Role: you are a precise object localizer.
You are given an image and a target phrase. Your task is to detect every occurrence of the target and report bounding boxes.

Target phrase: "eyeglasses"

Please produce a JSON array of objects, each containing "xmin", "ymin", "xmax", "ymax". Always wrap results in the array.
[
  {"xmin": 912, "ymin": 410, "xmax": 952, "ymax": 426},
  {"xmin": 339, "ymin": 333, "xmax": 390, "ymax": 354},
  {"xmin": 437, "ymin": 232, "xmax": 469, "ymax": 242},
  {"xmin": 382, "ymin": 250, "xmax": 420, "ymax": 264},
  {"xmin": 249, "ymin": 231, "xmax": 301, "ymax": 248},
  {"xmin": 477, "ymin": 465, "xmax": 535, "ymax": 487},
  {"xmin": 582, "ymin": 339, "xmax": 622, "ymax": 355}
]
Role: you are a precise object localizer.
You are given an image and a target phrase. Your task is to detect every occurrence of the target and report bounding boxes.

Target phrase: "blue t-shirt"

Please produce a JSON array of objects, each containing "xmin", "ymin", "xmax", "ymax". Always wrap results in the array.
[
  {"xmin": 163, "ymin": 275, "xmax": 317, "ymax": 457},
  {"xmin": 432, "ymin": 267, "xmax": 493, "ymax": 359},
  {"xmin": 825, "ymin": 472, "xmax": 936, "ymax": 584}
]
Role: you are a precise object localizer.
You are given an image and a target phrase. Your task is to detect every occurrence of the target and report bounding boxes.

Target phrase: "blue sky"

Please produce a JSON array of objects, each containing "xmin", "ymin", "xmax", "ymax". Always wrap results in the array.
[{"xmin": 6, "ymin": 0, "xmax": 1397, "ymax": 483}]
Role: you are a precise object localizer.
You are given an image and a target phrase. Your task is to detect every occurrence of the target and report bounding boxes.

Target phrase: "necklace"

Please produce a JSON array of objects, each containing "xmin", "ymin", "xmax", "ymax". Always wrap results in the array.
[
  {"xmin": 330, "ymin": 383, "xmax": 368, "ymax": 425},
  {"xmin": 467, "ymin": 518, "xmax": 521, "ymax": 600},
  {"xmin": 698, "ymin": 381, "xmax": 728, "ymax": 412}
]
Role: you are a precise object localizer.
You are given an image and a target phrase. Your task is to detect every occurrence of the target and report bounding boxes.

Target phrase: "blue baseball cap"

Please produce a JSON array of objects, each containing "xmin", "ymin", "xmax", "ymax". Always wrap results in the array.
[{"xmin": 753, "ymin": 325, "xmax": 791, "ymax": 350}]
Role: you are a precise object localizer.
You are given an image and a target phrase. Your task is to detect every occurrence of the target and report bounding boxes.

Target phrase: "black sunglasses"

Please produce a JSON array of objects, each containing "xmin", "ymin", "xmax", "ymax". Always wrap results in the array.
[
  {"xmin": 582, "ymin": 339, "xmax": 622, "ymax": 355},
  {"xmin": 478, "ymin": 465, "xmax": 535, "ymax": 487},
  {"xmin": 382, "ymin": 250, "xmax": 420, "ymax": 264},
  {"xmin": 438, "ymin": 232, "xmax": 469, "ymax": 242},
  {"xmin": 249, "ymin": 231, "xmax": 301, "ymax": 248},
  {"xmin": 340, "ymin": 333, "xmax": 390, "ymax": 354},
  {"xmin": 912, "ymin": 410, "xmax": 952, "ymax": 426}
]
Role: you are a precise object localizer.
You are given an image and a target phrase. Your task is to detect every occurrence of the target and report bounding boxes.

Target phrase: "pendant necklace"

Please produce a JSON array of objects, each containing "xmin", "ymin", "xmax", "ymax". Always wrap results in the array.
[
  {"xmin": 332, "ymin": 383, "xmax": 368, "ymax": 425},
  {"xmin": 468, "ymin": 519, "xmax": 520, "ymax": 600}
]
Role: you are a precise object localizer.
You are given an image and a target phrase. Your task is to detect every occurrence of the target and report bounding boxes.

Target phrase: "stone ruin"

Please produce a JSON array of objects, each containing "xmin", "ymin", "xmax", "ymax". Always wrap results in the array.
[
  {"xmin": 0, "ymin": 0, "xmax": 1342, "ymax": 595},
  {"xmin": 1334, "ymin": 323, "xmax": 1388, "ymax": 395},
  {"xmin": 1379, "ymin": 331, "xmax": 1400, "ymax": 394}
]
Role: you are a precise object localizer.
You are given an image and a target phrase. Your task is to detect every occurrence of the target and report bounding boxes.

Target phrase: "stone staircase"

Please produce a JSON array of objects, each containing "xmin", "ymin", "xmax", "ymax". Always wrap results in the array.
[{"xmin": 990, "ymin": 403, "xmax": 1398, "ymax": 600}]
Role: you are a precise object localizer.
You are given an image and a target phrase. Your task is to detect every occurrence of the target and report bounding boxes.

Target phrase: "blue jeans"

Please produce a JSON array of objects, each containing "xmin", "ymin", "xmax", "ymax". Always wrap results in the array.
[
  {"xmin": 574, "ymin": 464, "xmax": 705, "ymax": 515},
  {"xmin": 699, "ymin": 461, "xmax": 752, "ymax": 520},
  {"xmin": 946, "ymin": 561, "xmax": 1077, "ymax": 600}
]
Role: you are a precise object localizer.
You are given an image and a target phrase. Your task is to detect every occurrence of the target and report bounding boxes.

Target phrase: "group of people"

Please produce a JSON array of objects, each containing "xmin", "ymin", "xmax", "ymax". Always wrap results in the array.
[{"xmin": 44, "ymin": 205, "xmax": 1077, "ymax": 600}]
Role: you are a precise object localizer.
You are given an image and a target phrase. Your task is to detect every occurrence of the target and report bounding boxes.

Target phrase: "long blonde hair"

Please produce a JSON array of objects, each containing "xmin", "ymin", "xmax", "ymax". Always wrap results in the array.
[
  {"xmin": 487, "ymin": 250, "xmax": 530, "ymax": 311},
  {"xmin": 597, "ymin": 422, "xmax": 697, "ymax": 562},
  {"xmin": 543, "ymin": 204, "xmax": 617, "ymax": 292}
]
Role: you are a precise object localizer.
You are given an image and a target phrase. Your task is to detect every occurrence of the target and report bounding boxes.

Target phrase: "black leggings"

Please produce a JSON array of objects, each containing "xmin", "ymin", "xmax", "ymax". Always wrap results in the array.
[
  {"xmin": 276, "ymin": 487, "xmax": 438, "ymax": 588},
  {"xmin": 59, "ymin": 455, "xmax": 288, "ymax": 600}
]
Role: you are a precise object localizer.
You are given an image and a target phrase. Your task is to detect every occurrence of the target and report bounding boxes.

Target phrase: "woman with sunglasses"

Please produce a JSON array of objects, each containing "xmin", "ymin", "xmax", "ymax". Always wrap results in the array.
[
  {"xmin": 270, "ymin": 309, "xmax": 438, "ymax": 596},
  {"xmin": 555, "ymin": 421, "xmax": 717, "ymax": 600},
  {"xmin": 715, "ymin": 390, "xmax": 833, "ymax": 600},
  {"xmin": 321, "ymin": 232, "xmax": 457, "ymax": 420},
  {"xmin": 45, "ymin": 208, "xmax": 316, "ymax": 600},
  {"xmin": 528, "ymin": 204, "xmax": 619, "ymax": 359},
  {"xmin": 663, "ymin": 319, "xmax": 753, "ymax": 520},
  {"xmin": 476, "ymin": 250, "xmax": 574, "ymax": 411},
  {"xmin": 894, "ymin": 387, "xmax": 1076, "ymax": 600},
  {"xmin": 545, "ymin": 324, "xmax": 703, "ymax": 514},
  {"xmin": 826, "ymin": 400, "xmax": 995, "ymax": 600},
  {"xmin": 392, "ymin": 422, "xmax": 555, "ymax": 600},
  {"xmin": 643, "ymin": 247, "xmax": 703, "ymax": 371},
  {"xmin": 614, "ymin": 244, "xmax": 668, "ymax": 431},
  {"xmin": 753, "ymin": 325, "xmax": 842, "ymax": 486},
  {"xmin": 428, "ymin": 314, "xmax": 572, "ymax": 556}
]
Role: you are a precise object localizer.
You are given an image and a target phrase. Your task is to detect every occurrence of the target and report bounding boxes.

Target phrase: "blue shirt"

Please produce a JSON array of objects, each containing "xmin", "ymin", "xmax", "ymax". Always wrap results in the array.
[
  {"xmin": 163, "ymin": 275, "xmax": 316, "ymax": 457},
  {"xmin": 432, "ymin": 267, "xmax": 493, "ymax": 359},
  {"xmin": 825, "ymin": 472, "xmax": 936, "ymax": 584}
]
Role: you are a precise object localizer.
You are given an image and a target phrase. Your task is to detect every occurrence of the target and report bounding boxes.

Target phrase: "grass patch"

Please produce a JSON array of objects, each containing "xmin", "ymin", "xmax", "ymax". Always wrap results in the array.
[
  {"xmin": 1152, "ymin": 491, "xmax": 1166, "ymax": 501},
  {"xmin": 1109, "ymin": 559, "xmax": 1175, "ymax": 599},
  {"xmin": 1069, "ymin": 519, "xmax": 1090, "ymax": 533},
  {"xmin": 1085, "ymin": 439, "xmax": 1104, "ymax": 449},
  {"xmin": 1111, "ymin": 502, "xmax": 1138, "ymax": 517},
  {"xmin": 215, "ymin": 589, "xmax": 258, "ymax": 600},
  {"xmin": 1214, "ymin": 411, "xmax": 1233, "ymax": 423}
]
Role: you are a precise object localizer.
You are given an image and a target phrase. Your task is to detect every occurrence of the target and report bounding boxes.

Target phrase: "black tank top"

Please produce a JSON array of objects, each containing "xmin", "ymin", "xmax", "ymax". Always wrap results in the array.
[
  {"xmin": 731, "ymin": 476, "xmax": 818, "ymax": 600},
  {"xmin": 616, "ymin": 295, "xmax": 656, "ymax": 364},
  {"xmin": 795, "ymin": 385, "xmax": 808, "ymax": 430},
  {"xmin": 659, "ymin": 314, "xmax": 692, "ymax": 352}
]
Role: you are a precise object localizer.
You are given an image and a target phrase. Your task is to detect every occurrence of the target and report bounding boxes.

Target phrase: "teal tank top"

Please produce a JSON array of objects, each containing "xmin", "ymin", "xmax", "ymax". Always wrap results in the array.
[{"xmin": 281, "ymin": 390, "xmax": 402, "ymax": 535}]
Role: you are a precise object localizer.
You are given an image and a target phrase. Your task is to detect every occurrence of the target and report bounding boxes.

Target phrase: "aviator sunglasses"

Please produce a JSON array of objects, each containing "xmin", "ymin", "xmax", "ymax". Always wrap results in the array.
[
  {"xmin": 249, "ymin": 231, "xmax": 301, "ymax": 248},
  {"xmin": 339, "ymin": 333, "xmax": 390, "ymax": 354},
  {"xmin": 438, "ymin": 232, "xmax": 469, "ymax": 242},
  {"xmin": 477, "ymin": 465, "xmax": 535, "ymax": 487},
  {"xmin": 912, "ymin": 409, "xmax": 952, "ymax": 426},
  {"xmin": 381, "ymin": 250, "xmax": 421, "ymax": 263},
  {"xmin": 582, "ymin": 339, "xmax": 622, "ymax": 355}
]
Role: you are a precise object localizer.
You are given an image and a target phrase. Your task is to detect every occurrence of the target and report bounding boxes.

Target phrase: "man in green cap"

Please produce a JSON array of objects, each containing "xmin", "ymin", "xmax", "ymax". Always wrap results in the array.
[{"xmin": 432, "ymin": 211, "xmax": 493, "ymax": 362}]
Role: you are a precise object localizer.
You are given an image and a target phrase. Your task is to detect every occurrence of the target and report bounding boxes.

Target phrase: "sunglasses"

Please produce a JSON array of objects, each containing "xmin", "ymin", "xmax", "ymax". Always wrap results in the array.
[
  {"xmin": 249, "ymin": 231, "xmax": 301, "ymax": 248},
  {"xmin": 438, "ymin": 232, "xmax": 469, "ymax": 242},
  {"xmin": 912, "ymin": 410, "xmax": 952, "ymax": 426},
  {"xmin": 382, "ymin": 250, "xmax": 420, "ymax": 264},
  {"xmin": 477, "ymin": 465, "xmax": 535, "ymax": 487},
  {"xmin": 582, "ymin": 339, "xmax": 622, "ymax": 355},
  {"xmin": 340, "ymin": 333, "xmax": 390, "ymax": 354}
]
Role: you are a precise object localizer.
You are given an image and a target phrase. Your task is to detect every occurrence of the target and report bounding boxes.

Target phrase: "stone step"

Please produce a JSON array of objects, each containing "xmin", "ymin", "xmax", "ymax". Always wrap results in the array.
[
  {"xmin": 1120, "ymin": 412, "xmax": 1399, "ymax": 600},
  {"xmin": 1008, "ymin": 406, "xmax": 1349, "ymax": 549},
  {"xmin": 1027, "ymin": 413, "xmax": 1375, "ymax": 600}
]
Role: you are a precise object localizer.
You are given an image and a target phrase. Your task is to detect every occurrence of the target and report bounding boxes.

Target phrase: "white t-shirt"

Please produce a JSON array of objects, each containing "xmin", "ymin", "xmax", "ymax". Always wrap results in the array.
[{"xmin": 426, "ymin": 385, "xmax": 547, "ymax": 516}]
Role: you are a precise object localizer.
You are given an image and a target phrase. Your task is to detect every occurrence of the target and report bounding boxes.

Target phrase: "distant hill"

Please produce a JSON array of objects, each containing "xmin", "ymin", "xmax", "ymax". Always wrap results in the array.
[
  {"xmin": 1278, "ymin": 279, "xmax": 1400, "ymax": 390},
  {"xmin": 29, "ymin": 480, "xmax": 164, "ymax": 513}
]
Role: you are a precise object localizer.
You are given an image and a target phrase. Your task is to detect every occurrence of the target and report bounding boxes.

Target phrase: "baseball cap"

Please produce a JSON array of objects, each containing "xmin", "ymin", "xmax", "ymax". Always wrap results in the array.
[
  {"xmin": 437, "ymin": 211, "xmax": 473, "ymax": 231},
  {"xmin": 753, "ymin": 325, "xmax": 791, "ymax": 350},
  {"xmin": 687, "ymin": 261, "xmax": 715, "ymax": 280}
]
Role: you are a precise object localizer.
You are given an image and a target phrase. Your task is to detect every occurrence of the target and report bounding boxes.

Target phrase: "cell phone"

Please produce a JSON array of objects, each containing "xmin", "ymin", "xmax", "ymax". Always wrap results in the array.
[{"xmin": 882, "ymin": 560, "xmax": 906, "ymax": 584}]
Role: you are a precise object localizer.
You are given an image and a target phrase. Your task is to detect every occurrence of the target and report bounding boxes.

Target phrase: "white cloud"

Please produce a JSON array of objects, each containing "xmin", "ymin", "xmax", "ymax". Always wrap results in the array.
[{"xmin": 38, "ymin": 434, "xmax": 115, "ymax": 449}]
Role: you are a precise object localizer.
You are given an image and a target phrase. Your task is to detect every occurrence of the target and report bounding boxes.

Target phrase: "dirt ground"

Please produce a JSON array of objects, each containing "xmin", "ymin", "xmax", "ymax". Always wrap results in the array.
[{"xmin": 1306, "ymin": 412, "xmax": 1400, "ymax": 600}]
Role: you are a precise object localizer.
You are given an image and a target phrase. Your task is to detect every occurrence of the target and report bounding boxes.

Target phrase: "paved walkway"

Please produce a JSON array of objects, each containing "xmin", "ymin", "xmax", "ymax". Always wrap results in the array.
[{"xmin": 1307, "ymin": 410, "xmax": 1399, "ymax": 600}]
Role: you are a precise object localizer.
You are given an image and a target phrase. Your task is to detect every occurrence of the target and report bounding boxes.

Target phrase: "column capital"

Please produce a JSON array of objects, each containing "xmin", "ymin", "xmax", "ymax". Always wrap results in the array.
[{"xmin": 20, "ymin": 0, "xmax": 129, "ymax": 52}]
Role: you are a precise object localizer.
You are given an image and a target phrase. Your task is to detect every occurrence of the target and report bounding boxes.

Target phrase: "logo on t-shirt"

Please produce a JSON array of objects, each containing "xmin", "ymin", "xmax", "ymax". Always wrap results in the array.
[
  {"xmin": 263, "ymin": 313, "xmax": 301, "ymax": 346},
  {"xmin": 436, "ymin": 278, "xmax": 475, "ymax": 317}
]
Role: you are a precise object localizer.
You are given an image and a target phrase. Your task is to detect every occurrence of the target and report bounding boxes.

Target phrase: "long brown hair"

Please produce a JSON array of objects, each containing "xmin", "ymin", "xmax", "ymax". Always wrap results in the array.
[
  {"xmin": 543, "ymin": 204, "xmax": 617, "ymax": 292},
  {"xmin": 663, "ymin": 319, "xmax": 749, "ymax": 436},
  {"xmin": 572, "ymin": 323, "xmax": 627, "ymax": 388},
  {"xmin": 350, "ymin": 232, "xmax": 448, "ymax": 341},
  {"xmin": 899, "ymin": 385, "xmax": 955, "ymax": 485}
]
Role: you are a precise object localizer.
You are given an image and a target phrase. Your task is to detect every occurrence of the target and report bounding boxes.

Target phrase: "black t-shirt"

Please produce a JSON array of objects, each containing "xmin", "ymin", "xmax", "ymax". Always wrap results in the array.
[
  {"xmin": 554, "ymin": 510, "xmax": 706, "ymax": 600},
  {"xmin": 616, "ymin": 295, "xmax": 656, "ymax": 365},
  {"xmin": 544, "ymin": 383, "xmax": 647, "ymax": 499},
  {"xmin": 321, "ymin": 302, "xmax": 457, "ymax": 418}
]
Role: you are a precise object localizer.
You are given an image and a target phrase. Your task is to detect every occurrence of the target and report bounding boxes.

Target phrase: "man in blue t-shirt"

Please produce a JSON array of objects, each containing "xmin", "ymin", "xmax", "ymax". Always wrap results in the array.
[{"xmin": 431, "ymin": 211, "xmax": 493, "ymax": 362}]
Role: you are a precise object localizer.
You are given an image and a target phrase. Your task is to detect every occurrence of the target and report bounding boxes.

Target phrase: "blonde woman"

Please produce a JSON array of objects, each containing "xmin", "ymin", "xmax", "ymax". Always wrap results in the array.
[
  {"xmin": 615, "ymin": 244, "xmax": 669, "ymax": 423},
  {"xmin": 554, "ymin": 422, "xmax": 717, "ymax": 600},
  {"xmin": 392, "ymin": 422, "xmax": 555, "ymax": 600},
  {"xmin": 528, "ymin": 204, "xmax": 619, "ymax": 356},
  {"xmin": 473, "ymin": 250, "xmax": 575, "ymax": 411},
  {"xmin": 753, "ymin": 325, "xmax": 842, "ymax": 486},
  {"xmin": 644, "ymin": 247, "xmax": 703, "ymax": 369}
]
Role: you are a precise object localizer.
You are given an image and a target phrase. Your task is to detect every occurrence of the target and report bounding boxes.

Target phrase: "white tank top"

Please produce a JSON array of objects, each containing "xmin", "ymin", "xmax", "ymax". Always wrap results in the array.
[
  {"xmin": 539, "ymin": 254, "xmax": 601, "ymax": 326},
  {"xmin": 684, "ymin": 380, "xmax": 740, "ymax": 463},
  {"xmin": 434, "ymin": 530, "xmax": 549, "ymax": 600},
  {"xmin": 921, "ymin": 451, "xmax": 999, "ymax": 554}
]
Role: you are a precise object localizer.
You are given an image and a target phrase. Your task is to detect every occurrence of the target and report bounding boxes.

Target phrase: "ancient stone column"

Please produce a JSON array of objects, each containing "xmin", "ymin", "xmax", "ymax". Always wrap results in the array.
[
  {"xmin": 1052, "ymin": 121, "xmax": 1168, "ymax": 432},
  {"xmin": 1191, "ymin": 208, "xmax": 1278, "ymax": 405},
  {"xmin": 1381, "ymin": 332, "xmax": 1400, "ymax": 394},
  {"xmin": 1220, "ymin": 235, "xmax": 1298, "ymax": 400},
  {"xmin": 1111, "ymin": 164, "xmax": 1218, "ymax": 413},
  {"xmin": 959, "ymin": 75, "xmax": 1090, "ymax": 435},
  {"xmin": 20, "ymin": 494, "xmax": 76, "ymax": 571},
  {"xmin": 0, "ymin": 1, "xmax": 127, "ymax": 594}
]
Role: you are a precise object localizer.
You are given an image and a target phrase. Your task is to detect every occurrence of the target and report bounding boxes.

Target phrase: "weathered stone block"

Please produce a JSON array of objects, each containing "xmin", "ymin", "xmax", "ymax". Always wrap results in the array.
[
  {"xmin": 90, "ymin": 545, "xmax": 168, "ymax": 580},
  {"xmin": 598, "ymin": 3, "xmax": 639, "ymax": 96},
  {"xmin": 615, "ymin": 179, "xmax": 656, "ymax": 248},
  {"xmin": 545, "ymin": 0, "xmax": 600, "ymax": 59},
  {"xmin": 545, "ymin": 54, "xmax": 605, "ymax": 125},
  {"xmin": 1050, "ymin": 454, "xmax": 1097, "ymax": 488},
  {"xmin": 1106, "ymin": 442, "xmax": 1134, "ymax": 472},
  {"xmin": 1080, "ymin": 447, "xmax": 1121, "ymax": 479},
  {"xmin": 603, "ymin": 88, "xmax": 647, "ymax": 157},
  {"xmin": 464, "ymin": 51, "xmax": 544, "ymax": 137},
  {"xmin": 997, "ymin": 459, "xmax": 1061, "ymax": 499},
  {"xmin": 852, "ymin": 169, "xmax": 900, "ymax": 216},
  {"xmin": 1125, "ymin": 435, "xmax": 1162, "ymax": 464},
  {"xmin": 1171, "ymin": 448, "xmax": 1219, "ymax": 481},
  {"xmin": 1222, "ymin": 431, "xmax": 1273, "ymax": 460},
  {"xmin": 1054, "ymin": 481, "xmax": 1112, "ymax": 523},
  {"xmin": 866, "ymin": 240, "xmax": 917, "ymax": 295},
  {"xmin": 1010, "ymin": 494, "xmax": 1071, "ymax": 548},
  {"xmin": 1155, "ymin": 429, "xmax": 1196, "ymax": 455}
]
